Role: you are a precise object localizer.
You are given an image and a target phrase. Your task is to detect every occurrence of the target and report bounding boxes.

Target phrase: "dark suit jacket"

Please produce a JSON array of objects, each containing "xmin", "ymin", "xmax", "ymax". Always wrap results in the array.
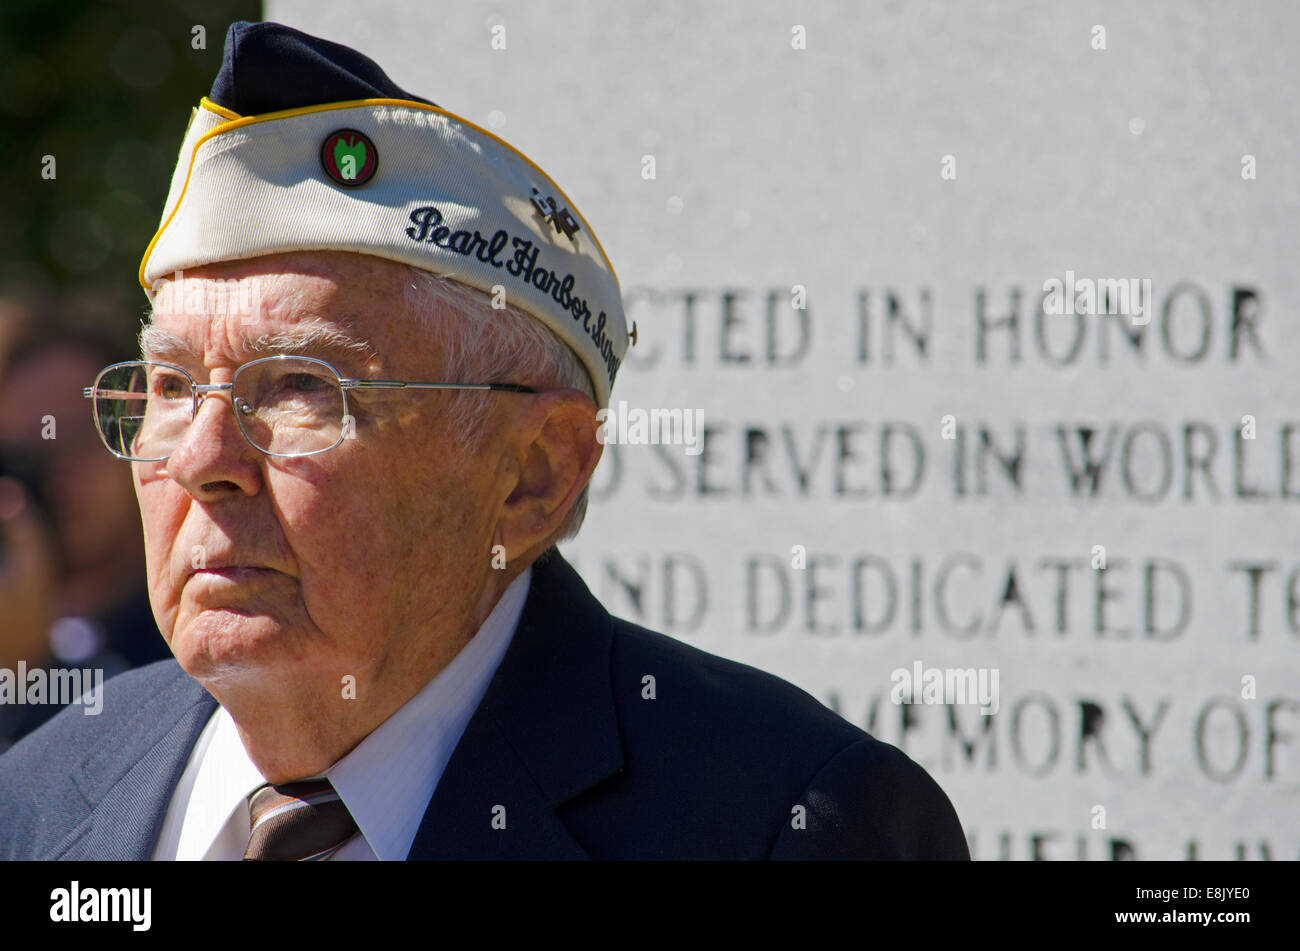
[{"xmin": 0, "ymin": 551, "xmax": 970, "ymax": 859}]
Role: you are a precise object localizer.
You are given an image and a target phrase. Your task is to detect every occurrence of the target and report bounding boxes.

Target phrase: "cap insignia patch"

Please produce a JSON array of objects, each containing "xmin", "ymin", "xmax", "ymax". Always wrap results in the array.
[{"xmin": 320, "ymin": 129, "xmax": 378, "ymax": 187}]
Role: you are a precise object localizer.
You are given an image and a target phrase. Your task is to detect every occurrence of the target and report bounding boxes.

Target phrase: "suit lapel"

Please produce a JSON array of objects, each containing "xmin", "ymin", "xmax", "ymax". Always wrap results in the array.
[
  {"xmin": 407, "ymin": 551, "xmax": 624, "ymax": 859},
  {"xmin": 52, "ymin": 670, "xmax": 217, "ymax": 860}
]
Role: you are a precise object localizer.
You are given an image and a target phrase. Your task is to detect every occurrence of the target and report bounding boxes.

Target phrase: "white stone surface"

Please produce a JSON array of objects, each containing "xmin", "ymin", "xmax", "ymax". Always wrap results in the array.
[{"xmin": 271, "ymin": 0, "xmax": 1300, "ymax": 859}]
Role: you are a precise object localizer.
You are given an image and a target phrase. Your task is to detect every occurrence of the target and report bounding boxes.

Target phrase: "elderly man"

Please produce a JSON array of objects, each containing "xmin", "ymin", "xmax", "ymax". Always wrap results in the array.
[{"xmin": 0, "ymin": 21, "xmax": 968, "ymax": 860}]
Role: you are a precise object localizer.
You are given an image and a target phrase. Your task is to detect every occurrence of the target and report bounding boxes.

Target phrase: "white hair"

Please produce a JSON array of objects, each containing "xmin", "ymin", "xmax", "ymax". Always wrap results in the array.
[{"xmin": 400, "ymin": 265, "xmax": 595, "ymax": 543}]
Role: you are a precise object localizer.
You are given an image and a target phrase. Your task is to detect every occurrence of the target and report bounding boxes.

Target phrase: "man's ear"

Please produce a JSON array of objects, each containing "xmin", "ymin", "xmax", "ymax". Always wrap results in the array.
[{"xmin": 495, "ymin": 388, "xmax": 602, "ymax": 563}]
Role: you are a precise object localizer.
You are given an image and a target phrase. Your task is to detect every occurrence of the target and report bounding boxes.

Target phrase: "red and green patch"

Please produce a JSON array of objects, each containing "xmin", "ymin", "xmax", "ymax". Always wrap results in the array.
[{"xmin": 320, "ymin": 129, "xmax": 378, "ymax": 187}]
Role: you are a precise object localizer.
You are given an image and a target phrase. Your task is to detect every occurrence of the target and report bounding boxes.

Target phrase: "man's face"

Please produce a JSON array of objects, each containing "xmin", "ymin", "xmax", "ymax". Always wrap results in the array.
[{"xmin": 138, "ymin": 251, "xmax": 513, "ymax": 700}]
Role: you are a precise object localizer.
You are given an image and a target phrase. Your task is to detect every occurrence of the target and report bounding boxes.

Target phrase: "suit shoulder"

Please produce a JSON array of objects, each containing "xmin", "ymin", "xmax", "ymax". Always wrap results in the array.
[
  {"xmin": 0, "ymin": 660, "xmax": 205, "ymax": 858},
  {"xmin": 1, "ymin": 660, "xmax": 191, "ymax": 762},
  {"xmin": 597, "ymin": 617, "xmax": 869, "ymax": 838},
  {"xmin": 607, "ymin": 615, "xmax": 864, "ymax": 752},
  {"xmin": 595, "ymin": 616, "xmax": 967, "ymax": 859},
  {"xmin": 771, "ymin": 736, "xmax": 971, "ymax": 859}
]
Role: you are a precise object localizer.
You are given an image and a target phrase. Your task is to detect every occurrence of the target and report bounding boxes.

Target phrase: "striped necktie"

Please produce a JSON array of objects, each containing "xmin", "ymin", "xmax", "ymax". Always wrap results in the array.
[{"xmin": 243, "ymin": 779, "xmax": 360, "ymax": 861}]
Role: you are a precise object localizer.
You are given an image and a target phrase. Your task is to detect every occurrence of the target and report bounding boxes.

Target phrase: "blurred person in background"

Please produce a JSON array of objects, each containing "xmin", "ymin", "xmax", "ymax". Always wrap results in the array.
[{"xmin": 0, "ymin": 292, "xmax": 169, "ymax": 751}]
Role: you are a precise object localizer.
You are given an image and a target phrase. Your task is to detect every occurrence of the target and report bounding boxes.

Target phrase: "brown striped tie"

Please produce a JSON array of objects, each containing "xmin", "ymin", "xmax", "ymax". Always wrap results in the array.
[{"xmin": 243, "ymin": 779, "xmax": 360, "ymax": 861}]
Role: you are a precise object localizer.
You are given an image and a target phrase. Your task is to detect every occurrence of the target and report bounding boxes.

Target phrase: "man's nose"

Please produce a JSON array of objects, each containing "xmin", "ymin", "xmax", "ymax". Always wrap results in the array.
[{"xmin": 162, "ymin": 388, "xmax": 263, "ymax": 499}]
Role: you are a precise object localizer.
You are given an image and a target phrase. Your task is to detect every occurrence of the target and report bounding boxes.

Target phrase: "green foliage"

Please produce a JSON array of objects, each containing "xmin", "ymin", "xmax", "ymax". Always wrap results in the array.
[{"xmin": 0, "ymin": 0, "xmax": 260, "ymax": 346}]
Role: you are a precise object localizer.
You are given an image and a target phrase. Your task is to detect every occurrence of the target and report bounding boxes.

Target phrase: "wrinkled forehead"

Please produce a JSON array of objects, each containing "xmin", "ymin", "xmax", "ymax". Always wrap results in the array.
[
  {"xmin": 146, "ymin": 252, "xmax": 422, "ymax": 371},
  {"xmin": 150, "ymin": 250, "xmax": 405, "ymax": 318}
]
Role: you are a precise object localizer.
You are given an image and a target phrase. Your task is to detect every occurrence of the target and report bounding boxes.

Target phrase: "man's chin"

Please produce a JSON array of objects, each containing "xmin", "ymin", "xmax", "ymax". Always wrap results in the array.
[{"xmin": 168, "ymin": 608, "xmax": 302, "ymax": 685}]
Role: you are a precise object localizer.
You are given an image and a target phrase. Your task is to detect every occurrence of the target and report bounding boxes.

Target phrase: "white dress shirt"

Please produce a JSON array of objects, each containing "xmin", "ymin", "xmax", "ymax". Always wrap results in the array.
[{"xmin": 151, "ymin": 566, "xmax": 532, "ymax": 860}]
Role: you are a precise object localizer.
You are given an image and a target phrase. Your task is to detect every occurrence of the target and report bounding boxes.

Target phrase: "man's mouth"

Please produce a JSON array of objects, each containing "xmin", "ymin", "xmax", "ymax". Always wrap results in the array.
[
  {"xmin": 193, "ymin": 567, "xmax": 278, "ymax": 580},
  {"xmin": 183, "ymin": 563, "xmax": 285, "ymax": 588}
]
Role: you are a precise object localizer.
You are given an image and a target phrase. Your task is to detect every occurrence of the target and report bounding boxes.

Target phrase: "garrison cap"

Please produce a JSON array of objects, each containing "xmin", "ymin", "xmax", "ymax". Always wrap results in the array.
[{"xmin": 142, "ymin": 21, "xmax": 627, "ymax": 405}]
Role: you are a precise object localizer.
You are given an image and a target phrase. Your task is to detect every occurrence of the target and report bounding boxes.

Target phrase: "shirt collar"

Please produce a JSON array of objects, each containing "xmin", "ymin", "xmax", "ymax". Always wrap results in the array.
[
  {"xmin": 326, "ymin": 564, "xmax": 532, "ymax": 858},
  {"xmin": 176, "ymin": 705, "xmax": 266, "ymax": 859}
]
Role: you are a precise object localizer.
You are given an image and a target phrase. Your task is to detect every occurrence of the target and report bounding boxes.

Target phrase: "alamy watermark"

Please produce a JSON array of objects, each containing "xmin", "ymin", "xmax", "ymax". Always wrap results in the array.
[
  {"xmin": 890, "ymin": 661, "xmax": 1000, "ymax": 716},
  {"xmin": 50, "ymin": 881, "xmax": 150, "ymax": 931},
  {"xmin": 0, "ymin": 663, "xmax": 103, "ymax": 716},
  {"xmin": 1042, "ymin": 270, "xmax": 1152, "ymax": 325},
  {"xmin": 596, "ymin": 400, "xmax": 703, "ymax": 455},
  {"xmin": 150, "ymin": 268, "xmax": 261, "ymax": 320}
]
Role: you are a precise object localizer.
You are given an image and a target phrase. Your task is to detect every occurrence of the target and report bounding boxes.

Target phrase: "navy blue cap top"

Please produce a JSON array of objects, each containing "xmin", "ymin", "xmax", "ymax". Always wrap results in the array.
[{"xmin": 209, "ymin": 20, "xmax": 435, "ymax": 116}]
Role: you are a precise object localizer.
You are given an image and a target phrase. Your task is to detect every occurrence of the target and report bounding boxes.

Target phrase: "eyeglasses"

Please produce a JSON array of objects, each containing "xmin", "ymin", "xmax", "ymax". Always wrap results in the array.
[{"xmin": 83, "ymin": 355, "xmax": 536, "ymax": 461}]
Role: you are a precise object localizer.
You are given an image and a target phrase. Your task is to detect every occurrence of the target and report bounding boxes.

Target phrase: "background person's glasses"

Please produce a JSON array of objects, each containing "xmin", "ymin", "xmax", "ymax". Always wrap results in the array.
[{"xmin": 83, "ymin": 355, "xmax": 536, "ymax": 461}]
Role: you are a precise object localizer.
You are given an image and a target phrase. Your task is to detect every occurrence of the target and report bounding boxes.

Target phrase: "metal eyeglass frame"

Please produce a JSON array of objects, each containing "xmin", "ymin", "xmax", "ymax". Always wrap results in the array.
[{"xmin": 83, "ymin": 354, "xmax": 537, "ymax": 461}]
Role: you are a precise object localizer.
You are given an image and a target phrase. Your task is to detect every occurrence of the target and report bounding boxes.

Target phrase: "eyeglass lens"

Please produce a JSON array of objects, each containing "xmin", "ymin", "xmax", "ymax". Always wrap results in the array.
[{"xmin": 91, "ymin": 359, "xmax": 348, "ymax": 460}]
